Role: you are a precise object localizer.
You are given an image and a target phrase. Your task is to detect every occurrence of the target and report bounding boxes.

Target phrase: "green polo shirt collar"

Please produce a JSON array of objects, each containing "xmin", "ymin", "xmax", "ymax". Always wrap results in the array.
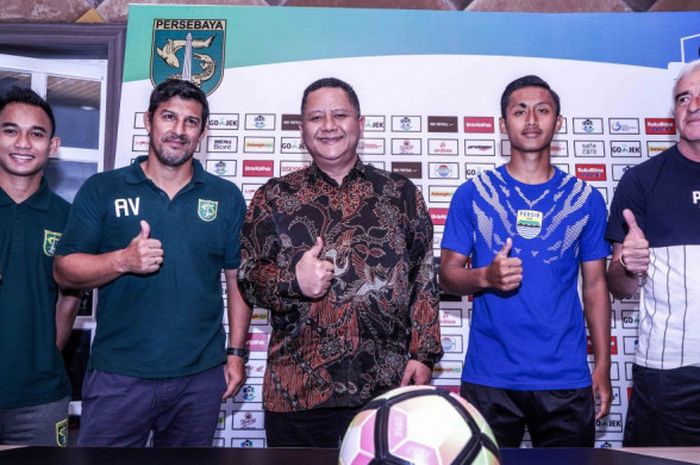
[
  {"xmin": 126, "ymin": 155, "xmax": 206, "ymax": 193},
  {"xmin": 0, "ymin": 177, "xmax": 52, "ymax": 211},
  {"xmin": 0, "ymin": 186, "xmax": 11, "ymax": 207}
]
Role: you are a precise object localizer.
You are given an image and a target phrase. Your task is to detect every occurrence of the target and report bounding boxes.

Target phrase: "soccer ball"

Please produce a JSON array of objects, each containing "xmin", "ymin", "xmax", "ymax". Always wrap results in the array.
[{"xmin": 339, "ymin": 385, "xmax": 500, "ymax": 465}]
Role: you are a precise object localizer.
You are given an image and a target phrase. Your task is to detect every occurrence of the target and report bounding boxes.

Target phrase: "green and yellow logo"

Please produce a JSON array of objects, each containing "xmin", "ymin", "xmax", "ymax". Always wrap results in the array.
[
  {"xmin": 43, "ymin": 230, "xmax": 62, "ymax": 257},
  {"xmin": 198, "ymin": 199, "xmax": 218, "ymax": 222},
  {"xmin": 55, "ymin": 418, "xmax": 67, "ymax": 447},
  {"xmin": 151, "ymin": 18, "xmax": 226, "ymax": 95}
]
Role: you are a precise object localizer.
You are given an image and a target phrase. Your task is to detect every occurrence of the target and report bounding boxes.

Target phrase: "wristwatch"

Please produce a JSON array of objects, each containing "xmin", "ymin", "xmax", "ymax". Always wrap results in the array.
[{"xmin": 226, "ymin": 347, "xmax": 249, "ymax": 362}]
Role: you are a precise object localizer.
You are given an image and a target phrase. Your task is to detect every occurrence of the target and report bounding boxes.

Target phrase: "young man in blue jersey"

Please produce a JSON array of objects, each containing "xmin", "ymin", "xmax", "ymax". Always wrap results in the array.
[
  {"xmin": 606, "ymin": 60, "xmax": 700, "ymax": 446},
  {"xmin": 439, "ymin": 75, "xmax": 612, "ymax": 447},
  {"xmin": 0, "ymin": 87, "xmax": 80, "ymax": 446}
]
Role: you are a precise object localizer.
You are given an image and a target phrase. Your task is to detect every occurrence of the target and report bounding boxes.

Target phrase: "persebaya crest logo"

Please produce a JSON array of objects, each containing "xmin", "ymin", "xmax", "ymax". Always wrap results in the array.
[
  {"xmin": 198, "ymin": 199, "xmax": 218, "ymax": 222},
  {"xmin": 55, "ymin": 418, "xmax": 67, "ymax": 447},
  {"xmin": 516, "ymin": 210, "xmax": 542, "ymax": 239},
  {"xmin": 151, "ymin": 19, "xmax": 226, "ymax": 95},
  {"xmin": 43, "ymin": 230, "xmax": 62, "ymax": 257}
]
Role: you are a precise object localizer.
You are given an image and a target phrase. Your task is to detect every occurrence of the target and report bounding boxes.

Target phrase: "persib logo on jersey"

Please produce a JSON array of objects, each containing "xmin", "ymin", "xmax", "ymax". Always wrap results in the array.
[
  {"xmin": 198, "ymin": 199, "xmax": 218, "ymax": 222},
  {"xmin": 151, "ymin": 19, "xmax": 226, "ymax": 95},
  {"xmin": 516, "ymin": 210, "xmax": 542, "ymax": 239}
]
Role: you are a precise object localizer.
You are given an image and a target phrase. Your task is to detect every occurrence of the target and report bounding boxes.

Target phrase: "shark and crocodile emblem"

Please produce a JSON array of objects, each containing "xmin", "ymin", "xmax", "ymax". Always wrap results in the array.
[{"xmin": 151, "ymin": 19, "xmax": 226, "ymax": 95}]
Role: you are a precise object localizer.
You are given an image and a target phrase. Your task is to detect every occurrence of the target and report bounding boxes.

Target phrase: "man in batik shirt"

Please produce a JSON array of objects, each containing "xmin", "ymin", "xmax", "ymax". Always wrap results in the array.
[{"xmin": 238, "ymin": 77, "xmax": 443, "ymax": 448}]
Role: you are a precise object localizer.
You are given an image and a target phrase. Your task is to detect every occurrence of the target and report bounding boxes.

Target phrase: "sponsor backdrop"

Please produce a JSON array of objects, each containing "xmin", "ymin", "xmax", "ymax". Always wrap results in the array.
[{"xmin": 111, "ymin": 5, "xmax": 700, "ymax": 448}]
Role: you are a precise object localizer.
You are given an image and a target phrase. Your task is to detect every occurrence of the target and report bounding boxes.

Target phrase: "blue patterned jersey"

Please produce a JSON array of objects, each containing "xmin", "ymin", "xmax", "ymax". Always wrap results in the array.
[{"xmin": 442, "ymin": 165, "xmax": 610, "ymax": 390}]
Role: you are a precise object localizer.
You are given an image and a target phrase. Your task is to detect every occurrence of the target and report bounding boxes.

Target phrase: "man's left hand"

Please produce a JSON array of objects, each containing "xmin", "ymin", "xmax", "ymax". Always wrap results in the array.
[
  {"xmin": 400, "ymin": 359, "xmax": 433, "ymax": 386},
  {"xmin": 592, "ymin": 365, "xmax": 612, "ymax": 420},
  {"xmin": 223, "ymin": 355, "xmax": 246, "ymax": 399}
]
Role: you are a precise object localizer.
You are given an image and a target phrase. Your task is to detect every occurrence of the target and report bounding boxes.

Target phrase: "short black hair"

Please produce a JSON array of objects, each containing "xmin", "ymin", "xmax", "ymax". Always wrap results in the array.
[
  {"xmin": 301, "ymin": 77, "xmax": 361, "ymax": 117},
  {"xmin": 148, "ymin": 79, "xmax": 209, "ymax": 131},
  {"xmin": 0, "ymin": 86, "xmax": 56, "ymax": 138},
  {"xmin": 500, "ymin": 75, "xmax": 560, "ymax": 119}
]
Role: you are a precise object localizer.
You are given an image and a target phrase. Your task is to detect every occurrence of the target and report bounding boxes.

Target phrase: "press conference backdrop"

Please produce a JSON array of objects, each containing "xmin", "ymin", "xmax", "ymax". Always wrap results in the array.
[{"xmin": 112, "ymin": 5, "xmax": 700, "ymax": 448}]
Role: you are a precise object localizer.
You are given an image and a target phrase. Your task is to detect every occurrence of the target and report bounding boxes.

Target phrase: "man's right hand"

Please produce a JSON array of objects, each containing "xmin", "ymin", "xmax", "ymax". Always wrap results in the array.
[
  {"xmin": 620, "ymin": 209, "xmax": 649, "ymax": 275},
  {"xmin": 296, "ymin": 236, "xmax": 334, "ymax": 298},
  {"xmin": 117, "ymin": 220, "xmax": 164, "ymax": 274},
  {"xmin": 485, "ymin": 238, "xmax": 523, "ymax": 292}
]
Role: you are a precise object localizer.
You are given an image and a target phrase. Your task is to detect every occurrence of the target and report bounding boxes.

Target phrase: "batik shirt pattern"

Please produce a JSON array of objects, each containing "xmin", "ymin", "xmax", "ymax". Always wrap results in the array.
[{"xmin": 239, "ymin": 160, "xmax": 442, "ymax": 412}]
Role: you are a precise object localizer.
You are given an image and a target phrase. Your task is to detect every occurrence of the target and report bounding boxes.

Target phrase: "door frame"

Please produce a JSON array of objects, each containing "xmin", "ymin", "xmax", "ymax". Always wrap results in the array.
[{"xmin": 0, "ymin": 23, "xmax": 126, "ymax": 170}]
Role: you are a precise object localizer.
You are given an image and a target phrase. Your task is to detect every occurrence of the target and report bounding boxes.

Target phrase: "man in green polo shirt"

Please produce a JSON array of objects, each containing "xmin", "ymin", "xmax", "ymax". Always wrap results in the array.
[
  {"xmin": 0, "ymin": 87, "xmax": 80, "ymax": 446},
  {"xmin": 54, "ymin": 79, "xmax": 251, "ymax": 447}
]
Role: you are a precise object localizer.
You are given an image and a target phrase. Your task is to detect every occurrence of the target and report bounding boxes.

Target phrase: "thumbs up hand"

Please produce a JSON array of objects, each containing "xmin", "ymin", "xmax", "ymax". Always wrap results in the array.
[
  {"xmin": 296, "ymin": 237, "xmax": 334, "ymax": 298},
  {"xmin": 138, "ymin": 220, "xmax": 150, "ymax": 239},
  {"xmin": 486, "ymin": 238, "xmax": 523, "ymax": 292},
  {"xmin": 620, "ymin": 209, "xmax": 649, "ymax": 275},
  {"xmin": 119, "ymin": 220, "xmax": 164, "ymax": 274}
]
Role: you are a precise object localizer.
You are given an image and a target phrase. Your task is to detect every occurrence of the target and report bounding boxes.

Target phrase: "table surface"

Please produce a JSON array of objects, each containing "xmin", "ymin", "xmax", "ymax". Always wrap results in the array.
[
  {"xmin": 622, "ymin": 448, "xmax": 700, "ymax": 465},
  {"xmin": 0, "ymin": 446, "xmax": 698, "ymax": 465}
]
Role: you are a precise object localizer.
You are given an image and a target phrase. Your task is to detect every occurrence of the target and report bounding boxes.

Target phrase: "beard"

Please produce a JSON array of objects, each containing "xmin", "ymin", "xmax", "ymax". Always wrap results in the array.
[{"xmin": 151, "ymin": 134, "xmax": 195, "ymax": 167}]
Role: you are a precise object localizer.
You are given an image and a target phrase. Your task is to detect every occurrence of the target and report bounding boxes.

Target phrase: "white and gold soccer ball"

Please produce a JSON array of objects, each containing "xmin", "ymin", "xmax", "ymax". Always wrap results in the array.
[{"xmin": 339, "ymin": 385, "xmax": 501, "ymax": 465}]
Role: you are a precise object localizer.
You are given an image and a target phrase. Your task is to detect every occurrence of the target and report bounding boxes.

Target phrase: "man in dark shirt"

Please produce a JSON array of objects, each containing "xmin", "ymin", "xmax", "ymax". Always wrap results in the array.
[
  {"xmin": 0, "ymin": 87, "xmax": 80, "ymax": 446},
  {"xmin": 54, "ymin": 79, "xmax": 250, "ymax": 447},
  {"xmin": 606, "ymin": 60, "xmax": 700, "ymax": 446},
  {"xmin": 238, "ymin": 77, "xmax": 443, "ymax": 447}
]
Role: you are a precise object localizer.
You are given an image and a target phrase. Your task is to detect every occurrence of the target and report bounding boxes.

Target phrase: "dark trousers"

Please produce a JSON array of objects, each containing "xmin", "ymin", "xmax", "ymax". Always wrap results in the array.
[
  {"xmin": 265, "ymin": 407, "xmax": 360, "ymax": 448},
  {"xmin": 460, "ymin": 382, "xmax": 594, "ymax": 448},
  {"xmin": 0, "ymin": 396, "xmax": 69, "ymax": 446},
  {"xmin": 77, "ymin": 365, "xmax": 226, "ymax": 447},
  {"xmin": 624, "ymin": 364, "xmax": 700, "ymax": 446}
]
